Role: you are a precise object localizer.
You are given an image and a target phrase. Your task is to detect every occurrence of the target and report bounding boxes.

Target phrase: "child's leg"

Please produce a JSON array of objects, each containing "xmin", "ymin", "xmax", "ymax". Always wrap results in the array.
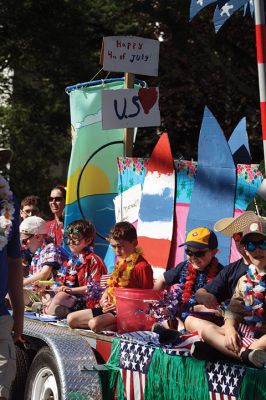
[
  {"xmin": 249, "ymin": 334, "xmax": 266, "ymax": 350},
  {"xmin": 201, "ymin": 324, "xmax": 239, "ymax": 359},
  {"xmin": 67, "ymin": 309, "xmax": 94, "ymax": 329},
  {"xmin": 89, "ymin": 313, "xmax": 117, "ymax": 333},
  {"xmin": 185, "ymin": 316, "xmax": 220, "ymax": 336},
  {"xmin": 45, "ymin": 292, "xmax": 76, "ymax": 315}
]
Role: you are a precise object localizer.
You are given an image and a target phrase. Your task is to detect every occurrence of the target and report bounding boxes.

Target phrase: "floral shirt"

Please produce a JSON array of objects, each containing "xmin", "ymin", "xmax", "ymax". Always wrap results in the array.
[
  {"xmin": 29, "ymin": 242, "xmax": 68, "ymax": 278},
  {"xmin": 56, "ymin": 248, "xmax": 107, "ymax": 308}
]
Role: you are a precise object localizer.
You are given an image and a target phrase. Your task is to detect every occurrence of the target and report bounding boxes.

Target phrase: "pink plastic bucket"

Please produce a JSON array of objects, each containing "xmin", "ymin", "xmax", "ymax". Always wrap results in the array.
[{"xmin": 115, "ymin": 288, "xmax": 163, "ymax": 333}]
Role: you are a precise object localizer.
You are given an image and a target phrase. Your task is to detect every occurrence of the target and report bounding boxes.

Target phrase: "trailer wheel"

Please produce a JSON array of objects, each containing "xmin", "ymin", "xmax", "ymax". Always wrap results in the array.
[
  {"xmin": 10, "ymin": 344, "xmax": 31, "ymax": 400},
  {"xmin": 24, "ymin": 346, "xmax": 61, "ymax": 400}
]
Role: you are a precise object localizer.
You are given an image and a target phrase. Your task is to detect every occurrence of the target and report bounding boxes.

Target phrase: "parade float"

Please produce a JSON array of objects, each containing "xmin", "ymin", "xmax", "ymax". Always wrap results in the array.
[{"xmin": 14, "ymin": 0, "xmax": 266, "ymax": 398}]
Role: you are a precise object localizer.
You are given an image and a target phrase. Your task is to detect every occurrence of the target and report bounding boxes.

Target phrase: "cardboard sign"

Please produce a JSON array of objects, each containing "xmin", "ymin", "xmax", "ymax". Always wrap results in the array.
[
  {"xmin": 102, "ymin": 36, "xmax": 160, "ymax": 76},
  {"xmin": 102, "ymin": 87, "xmax": 160, "ymax": 129},
  {"xmin": 114, "ymin": 184, "xmax": 142, "ymax": 223}
]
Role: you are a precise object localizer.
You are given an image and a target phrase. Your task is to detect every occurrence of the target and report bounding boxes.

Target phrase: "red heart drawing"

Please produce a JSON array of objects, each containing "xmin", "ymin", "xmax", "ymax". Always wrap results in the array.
[{"xmin": 138, "ymin": 87, "xmax": 158, "ymax": 114}]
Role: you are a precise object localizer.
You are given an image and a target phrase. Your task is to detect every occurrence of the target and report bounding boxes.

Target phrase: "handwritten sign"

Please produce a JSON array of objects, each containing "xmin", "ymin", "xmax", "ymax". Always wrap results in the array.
[
  {"xmin": 102, "ymin": 88, "xmax": 160, "ymax": 129},
  {"xmin": 102, "ymin": 36, "xmax": 160, "ymax": 76},
  {"xmin": 114, "ymin": 184, "xmax": 142, "ymax": 223}
]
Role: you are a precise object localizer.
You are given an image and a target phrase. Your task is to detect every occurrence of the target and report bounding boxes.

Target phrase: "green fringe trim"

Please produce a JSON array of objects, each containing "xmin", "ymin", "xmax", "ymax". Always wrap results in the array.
[
  {"xmin": 104, "ymin": 338, "xmax": 125, "ymax": 400},
  {"xmin": 144, "ymin": 350, "xmax": 209, "ymax": 400},
  {"xmin": 239, "ymin": 366, "xmax": 266, "ymax": 400}
]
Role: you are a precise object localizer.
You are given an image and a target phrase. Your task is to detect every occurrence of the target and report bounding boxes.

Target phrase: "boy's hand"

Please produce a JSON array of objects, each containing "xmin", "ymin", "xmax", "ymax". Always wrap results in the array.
[
  {"xmin": 225, "ymin": 326, "xmax": 241, "ymax": 354},
  {"xmin": 196, "ymin": 291, "xmax": 218, "ymax": 309},
  {"xmin": 59, "ymin": 286, "xmax": 72, "ymax": 294},
  {"xmin": 102, "ymin": 303, "xmax": 116, "ymax": 313}
]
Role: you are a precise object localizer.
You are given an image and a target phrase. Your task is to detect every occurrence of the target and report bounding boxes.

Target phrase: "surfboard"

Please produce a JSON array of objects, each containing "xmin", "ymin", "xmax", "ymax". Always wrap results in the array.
[
  {"xmin": 137, "ymin": 132, "xmax": 176, "ymax": 273},
  {"xmin": 186, "ymin": 107, "xmax": 236, "ymax": 266}
]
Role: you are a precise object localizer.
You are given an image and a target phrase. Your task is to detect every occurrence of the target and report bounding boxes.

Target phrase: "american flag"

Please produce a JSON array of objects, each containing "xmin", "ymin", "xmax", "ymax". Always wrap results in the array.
[
  {"xmin": 119, "ymin": 340, "xmax": 155, "ymax": 400},
  {"xmin": 206, "ymin": 360, "xmax": 246, "ymax": 400}
]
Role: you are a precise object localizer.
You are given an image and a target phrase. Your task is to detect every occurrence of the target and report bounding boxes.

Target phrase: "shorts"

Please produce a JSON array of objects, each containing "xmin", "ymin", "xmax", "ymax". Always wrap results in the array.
[
  {"xmin": 92, "ymin": 307, "xmax": 116, "ymax": 317},
  {"xmin": 0, "ymin": 315, "xmax": 16, "ymax": 399}
]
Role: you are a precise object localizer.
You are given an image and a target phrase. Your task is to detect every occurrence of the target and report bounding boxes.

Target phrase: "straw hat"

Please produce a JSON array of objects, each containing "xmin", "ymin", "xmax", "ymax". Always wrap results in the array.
[
  {"xmin": 214, "ymin": 211, "xmax": 261, "ymax": 237},
  {"xmin": 0, "ymin": 148, "xmax": 13, "ymax": 167}
]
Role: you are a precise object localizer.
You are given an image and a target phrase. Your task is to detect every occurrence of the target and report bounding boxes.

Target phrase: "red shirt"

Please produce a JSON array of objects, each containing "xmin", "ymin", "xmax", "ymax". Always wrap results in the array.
[
  {"xmin": 47, "ymin": 219, "xmax": 64, "ymax": 246},
  {"xmin": 127, "ymin": 255, "xmax": 154, "ymax": 289}
]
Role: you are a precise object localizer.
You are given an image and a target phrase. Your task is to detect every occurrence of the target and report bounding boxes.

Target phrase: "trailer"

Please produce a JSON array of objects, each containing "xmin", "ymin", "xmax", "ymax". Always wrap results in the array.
[{"xmin": 11, "ymin": 316, "xmax": 113, "ymax": 400}]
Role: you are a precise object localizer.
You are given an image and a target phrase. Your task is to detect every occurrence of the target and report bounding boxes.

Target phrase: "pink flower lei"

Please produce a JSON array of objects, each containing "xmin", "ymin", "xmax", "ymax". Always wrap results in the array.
[{"xmin": 0, "ymin": 175, "xmax": 15, "ymax": 251}]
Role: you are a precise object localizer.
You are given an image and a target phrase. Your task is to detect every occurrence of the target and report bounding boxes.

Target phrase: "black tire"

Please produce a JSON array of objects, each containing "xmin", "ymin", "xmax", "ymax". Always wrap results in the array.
[
  {"xmin": 10, "ymin": 344, "xmax": 31, "ymax": 400},
  {"xmin": 24, "ymin": 346, "xmax": 61, "ymax": 400}
]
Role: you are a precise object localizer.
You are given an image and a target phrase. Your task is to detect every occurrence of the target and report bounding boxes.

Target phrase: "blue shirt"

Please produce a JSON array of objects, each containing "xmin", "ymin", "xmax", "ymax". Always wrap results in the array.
[
  {"xmin": 164, "ymin": 260, "xmax": 224, "ymax": 287},
  {"xmin": 0, "ymin": 198, "xmax": 21, "ymax": 316},
  {"xmin": 203, "ymin": 258, "xmax": 248, "ymax": 302}
]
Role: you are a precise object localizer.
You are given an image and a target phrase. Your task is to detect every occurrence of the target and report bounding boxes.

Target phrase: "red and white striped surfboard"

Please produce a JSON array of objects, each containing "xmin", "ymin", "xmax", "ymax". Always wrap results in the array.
[{"xmin": 137, "ymin": 132, "xmax": 176, "ymax": 275}]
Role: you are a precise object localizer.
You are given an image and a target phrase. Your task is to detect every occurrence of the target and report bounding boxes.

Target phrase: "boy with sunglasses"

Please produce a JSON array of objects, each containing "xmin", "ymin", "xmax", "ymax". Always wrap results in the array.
[
  {"xmin": 43, "ymin": 220, "xmax": 107, "ymax": 318},
  {"xmin": 153, "ymin": 227, "xmax": 223, "ymax": 342},
  {"xmin": 196, "ymin": 220, "xmax": 266, "ymax": 368},
  {"xmin": 20, "ymin": 216, "xmax": 69, "ymax": 305},
  {"xmin": 186, "ymin": 211, "xmax": 260, "ymax": 336}
]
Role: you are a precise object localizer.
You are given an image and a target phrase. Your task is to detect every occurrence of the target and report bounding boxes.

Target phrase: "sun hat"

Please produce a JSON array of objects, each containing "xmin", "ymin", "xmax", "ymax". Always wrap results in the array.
[
  {"xmin": 20, "ymin": 216, "xmax": 48, "ymax": 239},
  {"xmin": 0, "ymin": 148, "xmax": 13, "ymax": 166},
  {"xmin": 214, "ymin": 211, "xmax": 260, "ymax": 237},
  {"xmin": 240, "ymin": 220, "xmax": 266, "ymax": 244},
  {"xmin": 179, "ymin": 227, "xmax": 218, "ymax": 249}
]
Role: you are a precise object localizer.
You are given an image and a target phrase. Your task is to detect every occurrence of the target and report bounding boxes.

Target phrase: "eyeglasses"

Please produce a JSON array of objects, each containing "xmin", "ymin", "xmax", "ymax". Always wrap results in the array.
[
  {"xmin": 22, "ymin": 208, "xmax": 39, "ymax": 215},
  {"xmin": 233, "ymin": 232, "xmax": 243, "ymax": 242},
  {"xmin": 21, "ymin": 235, "xmax": 34, "ymax": 245},
  {"xmin": 63, "ymin": 233, "xmax": 81, "ymax": 246},
  {"xmin": 49, "ymin": 196, "xmax": 63, "ymax": 202},
  {"xmin": 244, "ymin": 240, "xmax": 266, "ymax": 252},
  {"xmin": 185, "ymin": 248, "xmax": 209, "ymax": 258}
]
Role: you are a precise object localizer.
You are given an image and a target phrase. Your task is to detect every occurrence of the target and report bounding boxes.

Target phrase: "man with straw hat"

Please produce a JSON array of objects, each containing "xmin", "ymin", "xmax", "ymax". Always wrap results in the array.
[
  {"xmin": 0, "ymin": 148, "xmax": 24, "ymax": 399},
  {"xmin": 185, "ymin": 211, "xmax": 261, "ymax": 337}
]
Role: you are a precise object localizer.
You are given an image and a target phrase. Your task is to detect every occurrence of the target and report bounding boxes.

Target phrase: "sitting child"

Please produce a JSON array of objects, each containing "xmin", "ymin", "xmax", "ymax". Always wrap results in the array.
[
  {"xmin": 20, "ymin": 216, "xmax": 69, "ymax": 306},
  {"xmin": 153, "ymin": 227, "xmax": 223, "ymax": 343},
  {"xmin": 194, "ymin": 221, "xmax": 266, "ymax": 368},
  {"xmin": 43, "ymin": 219, "xmax": 107, "ymax": 318},
  {"xmin": 67, "ymin": 221, "xmax": 154, "ymax": 332}
]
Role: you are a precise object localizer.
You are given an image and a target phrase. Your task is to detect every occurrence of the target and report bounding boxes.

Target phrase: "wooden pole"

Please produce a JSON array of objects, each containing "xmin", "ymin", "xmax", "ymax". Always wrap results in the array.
[{"xmin": 123, "ymin": 72, "xmax": 135, "ymax": 157}]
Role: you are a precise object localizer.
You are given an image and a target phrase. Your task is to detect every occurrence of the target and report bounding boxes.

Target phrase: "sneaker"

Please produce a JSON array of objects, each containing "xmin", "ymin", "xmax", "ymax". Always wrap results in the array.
[
  {"xmin": 241, "ymin": 348, "xmax": 266, "ymax": 368},
  {"xmin": 191, "ymin": 341, "xmax": 228, "ymax": 362},
  {"xmin": 151, "ymin": 323, "xmax": 180, "ymax": 345}
]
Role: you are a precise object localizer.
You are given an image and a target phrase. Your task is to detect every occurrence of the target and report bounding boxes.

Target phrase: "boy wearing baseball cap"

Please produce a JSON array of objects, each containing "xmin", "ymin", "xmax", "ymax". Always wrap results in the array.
[
  {"xmin": 20, "ymin": 216, "xmax": 69, "ymax": 304},
  {"xmin": 153, "ymin": 226, "xmax": 223, "ymax": 343},
  {"xmin": 196, "ymin": 220, "xmax": 266, "ymax": 368}
]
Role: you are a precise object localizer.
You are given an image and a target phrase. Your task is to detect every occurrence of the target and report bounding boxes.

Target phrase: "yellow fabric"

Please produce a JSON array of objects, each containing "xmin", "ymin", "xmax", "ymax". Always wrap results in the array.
[{"xmin": 185, "ymin": 227, "xmax": 211, "ymax": 246}]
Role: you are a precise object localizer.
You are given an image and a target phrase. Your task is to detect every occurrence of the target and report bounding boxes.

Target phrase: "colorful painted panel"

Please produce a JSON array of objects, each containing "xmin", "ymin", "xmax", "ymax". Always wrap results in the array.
[{"xmin": 137, "ymin": 133, "xmax": 176, "ymax": 270}]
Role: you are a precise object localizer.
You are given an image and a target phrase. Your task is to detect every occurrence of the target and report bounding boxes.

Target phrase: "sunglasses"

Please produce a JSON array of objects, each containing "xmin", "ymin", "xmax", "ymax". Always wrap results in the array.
[
  {"xmin": 244, "ymin": 240, "xmax": 266, "ymax": 252},
  {"xmin": 49, "ymin": 196, "xmax": 63, "ymax": 202},
  {"xmin": 185, "ymin": 248, "xmax": 209, "ymax": 258},
  {"xmin": 21, "ymin": 235, "xmax": 34, "ymax": 245},
  {"xmin": 63, "ymin": 233, "xmax": 81, "ymax": 246},
  {"xmin": 233, "ymin": 232, "xmax": 243, "ymax": 242}
]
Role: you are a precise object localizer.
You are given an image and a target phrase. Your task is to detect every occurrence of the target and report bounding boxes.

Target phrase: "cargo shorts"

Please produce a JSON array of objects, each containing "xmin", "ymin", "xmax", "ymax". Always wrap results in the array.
[{"xmin": 0, "ymin": 315, "xmax": 16, "ymax": 399}]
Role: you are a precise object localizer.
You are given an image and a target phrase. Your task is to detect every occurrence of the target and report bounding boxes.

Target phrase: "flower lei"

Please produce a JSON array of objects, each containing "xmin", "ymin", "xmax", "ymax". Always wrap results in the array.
[
  {"xmin": 0, "ymin": 175, "xmax": 15, "ymax": 251},
  {"xmin": 106, "ymin": 248, "xmax": 142, "ymax": 303},
  {"xmin": 147, "ymin": 258, "xmax": 219, "ymax": 322},
  {"xmin": 180, "ymin": 258, "xmax": 219, "ymax": 307},
  {"xmin": 243, "ymin": 264, "xmax": 266, "ymax": 333}
]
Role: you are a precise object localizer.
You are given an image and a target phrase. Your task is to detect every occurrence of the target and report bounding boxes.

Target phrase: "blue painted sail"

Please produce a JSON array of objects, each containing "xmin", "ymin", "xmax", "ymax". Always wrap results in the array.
[
  {"xmin": 228, "ymin": 117, "xmax": 251, "ymax": 164},
  {"xmin": 186, "ymin": 107, "xmax": 236, "ymax": 265}
]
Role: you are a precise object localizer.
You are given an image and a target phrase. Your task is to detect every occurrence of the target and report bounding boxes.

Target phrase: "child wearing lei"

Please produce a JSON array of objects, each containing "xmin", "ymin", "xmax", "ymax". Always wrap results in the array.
[
  {"xmin": 66, "ymin": 221, "xmax": 154, "ymax": 332},
  {"xmin": 43, "ymin": 219, "xmax": 107, "ymax": 318},
  {"xmin": 198, "ymin": 221, "xmax": 266, "ymax": 368},
  {"xmin": 153, "ymin": 227, "xmax": 223, "ymax": 343}
]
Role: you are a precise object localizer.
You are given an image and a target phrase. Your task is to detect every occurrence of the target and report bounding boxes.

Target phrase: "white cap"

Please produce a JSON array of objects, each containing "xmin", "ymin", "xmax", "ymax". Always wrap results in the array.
[{"xmin": 20, "ymin": 216, "xmax": 48, "ymax": 239}]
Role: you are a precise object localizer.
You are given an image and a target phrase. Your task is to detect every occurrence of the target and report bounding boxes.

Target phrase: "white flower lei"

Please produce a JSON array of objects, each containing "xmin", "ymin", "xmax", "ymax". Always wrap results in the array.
[{"xmin": 0, "ymin": 175, "xmax": 15, "ymax": 251}]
